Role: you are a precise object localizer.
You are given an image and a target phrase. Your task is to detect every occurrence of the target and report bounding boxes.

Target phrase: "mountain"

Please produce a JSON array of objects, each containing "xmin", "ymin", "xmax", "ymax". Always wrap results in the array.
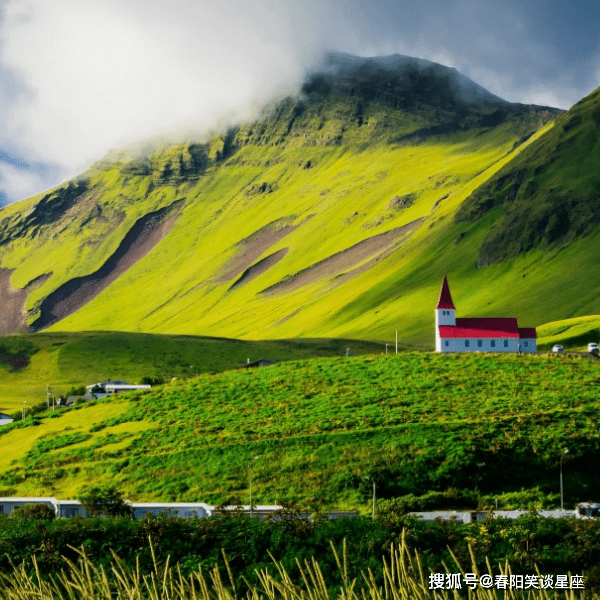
[
  {"xmin": 456, "ymin": 85, "xmax": 600, "ymax": 266},
  {"xmin": 0, "ymin": 53, "xmax": 579, "ymax": 347}
]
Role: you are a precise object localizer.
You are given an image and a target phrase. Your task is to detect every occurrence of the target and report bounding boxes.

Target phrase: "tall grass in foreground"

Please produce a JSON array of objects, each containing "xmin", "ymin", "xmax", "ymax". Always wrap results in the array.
[{"xmin": 0, "ymin": 538, "xmax": 588, "ymax": 600}]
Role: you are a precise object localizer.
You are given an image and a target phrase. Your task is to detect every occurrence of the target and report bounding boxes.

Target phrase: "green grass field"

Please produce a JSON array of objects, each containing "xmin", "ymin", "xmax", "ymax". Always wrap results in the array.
[
  {"xmin": 1, "ymin": 351, "xmax": 597, "ymax": 508},
  {"xmin": 0, "ymin": 332, "xmax": 383, "ymax": 413}
]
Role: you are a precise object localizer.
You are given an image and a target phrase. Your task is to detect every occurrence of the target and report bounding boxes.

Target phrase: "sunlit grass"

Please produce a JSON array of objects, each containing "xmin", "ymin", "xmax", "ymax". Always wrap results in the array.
[
  {"xmin": 537, "ymin": 315, "xmax": 600, "ymax": 349},
  {"xmin": 1, "ymin": 352, "xmax": 598, "ymax": 505},
  {"xmin": 0, "ymin": 401, "xmax": 128, "ymax": 473},
  {"xmin": 0, "ymin": 331, "xmax": 383, "ymax": 413}
]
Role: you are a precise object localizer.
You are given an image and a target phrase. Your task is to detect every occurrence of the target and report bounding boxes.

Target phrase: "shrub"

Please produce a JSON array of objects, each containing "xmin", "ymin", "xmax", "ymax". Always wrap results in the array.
[
  {"xmin": 66, "ymin": 385, "xmax": 86, "ymax": 397},
  {"xmin": 78, "ymin": 484, "xmax": 133, "ymax": 518},
  {"xmin": 141, "ymin": 376, "xmax": 165, "ymax": 385},
  {"xmin": 9, "ymin": 503, "xmax": 55, "ymax": 520}
]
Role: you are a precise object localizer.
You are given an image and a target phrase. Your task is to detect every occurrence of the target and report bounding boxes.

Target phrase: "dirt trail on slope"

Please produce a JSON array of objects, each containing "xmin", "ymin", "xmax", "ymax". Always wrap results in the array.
[
  {"xmin": 32, "ymin": 200, "xmax": 183, "ymax": 331},
  {"xmin": 217, "ymin": 215, "xmax": 315, "ymax": 284},
  {"xmin": 262, "ymin": 219, "xmax": 423, "ymax": 295},
  {"xmin": 0, "ymin": 269, "xmax": 29, "ymax": 335},
  {"xmin": 229, "ymin": 248, "xmax": 288, "ymax": 290},
  {"xmin": 217, "ymin": 220, "xmax": 297, "ymax": 283}
]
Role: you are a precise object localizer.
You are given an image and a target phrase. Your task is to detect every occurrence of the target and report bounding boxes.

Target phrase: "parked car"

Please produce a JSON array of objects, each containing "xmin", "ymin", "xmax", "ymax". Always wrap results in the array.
[
  {"xmin": 575, "ymin": 502, "xmax": 600, "ymax": 518},
  {"xmin": 587, "ymin": 343, "xmax": 599, "ymax": 355},
  {"xmin": 552, "ymin": 345, "xmax": 564, "ymax": 353}
]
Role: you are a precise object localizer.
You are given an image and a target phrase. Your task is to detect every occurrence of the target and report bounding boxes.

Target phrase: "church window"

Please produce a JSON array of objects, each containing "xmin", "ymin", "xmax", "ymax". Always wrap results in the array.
[
  {"xmin": 465, "ymin": 340, "xmax": 469, "ymax": 347},
  {"xmin": 491, "ymin": 340, "xmax": 496, "ymax": 347},
  {"xmin": 504, "ymin": 340, "xmax": 508, "ymax": 347},
  {"xmin": 445, "ymin": 341, "xmax": 449, "ymax": 347},
  {"xmin": 477, "ymin": 340, "xmax": 482, "ymax": 347}
]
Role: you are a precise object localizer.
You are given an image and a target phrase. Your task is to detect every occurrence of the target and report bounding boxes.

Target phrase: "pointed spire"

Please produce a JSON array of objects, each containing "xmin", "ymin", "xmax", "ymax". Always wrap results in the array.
[{"xmin": 436, "ymin": 275, "xmax": 455, "ymax": 310}]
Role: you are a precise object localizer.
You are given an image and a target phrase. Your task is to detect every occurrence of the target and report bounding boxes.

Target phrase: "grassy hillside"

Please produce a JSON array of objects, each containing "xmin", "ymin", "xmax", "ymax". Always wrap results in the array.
[
  {"xmin": 1, "ymin": 352, "xmax": 597, "ymax": 508},
  {"xmin": 457, "ymin": 86, "xmax": 600, "ymax": 266},
  {"xmin": 537, "ymin": 314, "xmax": 600, "ymax": 349},
  {"xmin": 0, "ymin": 332, "xmax": 383, "ymax": 413},
  {"xmin": 0, "ymin": 53, "xmax": 569, "ymax": 345}
]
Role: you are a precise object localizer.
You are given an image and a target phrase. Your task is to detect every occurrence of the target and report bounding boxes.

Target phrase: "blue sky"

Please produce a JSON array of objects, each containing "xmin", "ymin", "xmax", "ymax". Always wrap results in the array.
[{"xmin": 0, "ymin": 0, "xmax": 598, "ymax": 205}]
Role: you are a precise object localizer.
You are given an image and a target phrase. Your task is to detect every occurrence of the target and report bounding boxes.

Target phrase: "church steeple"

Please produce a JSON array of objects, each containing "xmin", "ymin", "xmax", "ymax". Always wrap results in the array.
[
  {"xmin": 436, "ymin": 275, "xmax": 455, "ymax": 310},
  {"xmin": 435, "ymin": 276, "xmax": 456, "ymax": 351}
]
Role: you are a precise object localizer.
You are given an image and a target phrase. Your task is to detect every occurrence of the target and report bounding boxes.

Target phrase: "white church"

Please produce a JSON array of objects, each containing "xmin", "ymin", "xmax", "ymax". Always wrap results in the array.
[{"xmin": 435, "ymin": 275, "xmax": 537, "ymax": 353}]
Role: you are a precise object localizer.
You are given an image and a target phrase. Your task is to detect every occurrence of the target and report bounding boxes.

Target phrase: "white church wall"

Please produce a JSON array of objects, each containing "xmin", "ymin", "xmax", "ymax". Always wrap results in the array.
[
  {"xmin": 435, "ymin": 309, "xmax": 456, "ymax": 328},
  {"xmin": 439, "ymin": 338, "xmax": 520, "ymax": 353},
  {"xmin": 435, "ymin": 309, "xmax": 456, "ymax": 352},
  {"xmin": 520, "ymin": 338, "xmax": 537, "ymax": 352}
]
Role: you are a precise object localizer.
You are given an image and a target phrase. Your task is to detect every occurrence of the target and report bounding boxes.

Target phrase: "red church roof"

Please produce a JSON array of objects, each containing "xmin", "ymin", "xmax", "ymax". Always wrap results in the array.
[
  {"xmin": 436, "ymin": 275, "xmax": 455, "ymax": 310},
  {"xmin": 519, "ymin": 328, "xmax": 537, "ymax": 339},
  {"xmin": 439, "ymin": 318, "xmax": 520, "ymax": 339}
]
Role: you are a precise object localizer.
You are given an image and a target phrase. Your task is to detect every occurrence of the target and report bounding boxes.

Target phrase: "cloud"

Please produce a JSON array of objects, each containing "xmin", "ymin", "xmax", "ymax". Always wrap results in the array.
[
  {"xmin": 348, "ymin": 0, "xmax": 598, "ymax": 110},
  {"xmin": 1, "ymin": 0, "xmax": 599, "ymax": 204},
  {"xmin": 0, "ymin": 160, "xmax": 53, "ymax": 204},
  {"xmin": 0, "ymin": 0, "xmax": 361, "ymax": 187}
]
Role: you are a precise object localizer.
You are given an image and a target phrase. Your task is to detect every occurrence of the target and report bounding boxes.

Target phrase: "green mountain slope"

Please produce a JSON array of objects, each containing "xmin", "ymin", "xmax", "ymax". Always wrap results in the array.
[
  {"xmin": 456, "ymin": 86, "xmax": 600, "ymax": 266},
  {"xmin": 0, "ymin": 353, "xmax": 597, "ymax": 507},
  {"xmin": 0, "ymin": 53, "xmax": 575, "ymax": 345}
]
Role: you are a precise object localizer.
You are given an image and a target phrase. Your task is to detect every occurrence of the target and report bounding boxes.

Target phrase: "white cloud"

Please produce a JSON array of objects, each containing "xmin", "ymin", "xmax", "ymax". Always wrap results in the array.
[
  {"xmin": 0, "ymin": 0, "xmax": 361, "ymax": 187},
  {"xmin": 0, "ymin": 161, "xmax": 52, "ymax": 204},
  {"xmin": 1, "ymin": 0, "xmax": 598, "ymax": 205}
]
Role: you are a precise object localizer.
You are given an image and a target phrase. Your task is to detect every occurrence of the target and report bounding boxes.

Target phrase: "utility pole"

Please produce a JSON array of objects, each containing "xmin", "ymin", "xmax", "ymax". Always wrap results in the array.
[
  {"xmin": 372, "ymin": 480, "xmax": 376, "ymax": 520},
  {"xmin": 560, "ymin": 449, "xmax": 569, "ymax": 511},
  {"xmin": 395, "ymin": 330, "xmax": 398, "ymax": 354},
  {"xmin": 249, "ymin": 456, "xmax": 258, "ymax": 517}
]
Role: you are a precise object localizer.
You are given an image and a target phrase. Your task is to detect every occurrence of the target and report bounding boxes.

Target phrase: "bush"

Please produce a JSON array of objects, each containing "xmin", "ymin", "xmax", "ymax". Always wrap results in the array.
[
  {"xmin": 78, "ymin": 484, "xmax": 133, "ymax": 518},
  {"xmin": 141, "ymin": 376, "xmax": 165, "ymax": 385},
  {"xmin": 377, "ymin": 488, "xmax": 480, "ymax": 516},
  {"xmin": 10, "ymin": 503, "xmax": 55, "ymax": 520},
  {"xmin": 66, "ymin": 385, "xmax": 86, "ymax": 397}
]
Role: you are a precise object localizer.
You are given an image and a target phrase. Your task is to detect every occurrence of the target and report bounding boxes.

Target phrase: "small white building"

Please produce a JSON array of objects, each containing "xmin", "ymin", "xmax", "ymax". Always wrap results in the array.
[
  {"xmin": 0, "ymin": 497, "xmax": 58, "ymax": 516},
  {"xmin": 0, "ymin": 497, "xmax": 357, "ymax": 520},
  {"xmin": 435, "ymin": 275, "xmax": 536, "ymax": 353},
  {"xmin": 55, "ymin": 499, "xmax": 87, "ymax": 518},
  {"xmin": 86, "ymin": 380, "xmax": 151, "ymax": 394},
  {"xmin": 0, "ymin": 412, "xmax": 13, "ymax": 426},
  {"xmin": 131, "ymin": 502, "xmax": 213, "ymax": 519}
]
